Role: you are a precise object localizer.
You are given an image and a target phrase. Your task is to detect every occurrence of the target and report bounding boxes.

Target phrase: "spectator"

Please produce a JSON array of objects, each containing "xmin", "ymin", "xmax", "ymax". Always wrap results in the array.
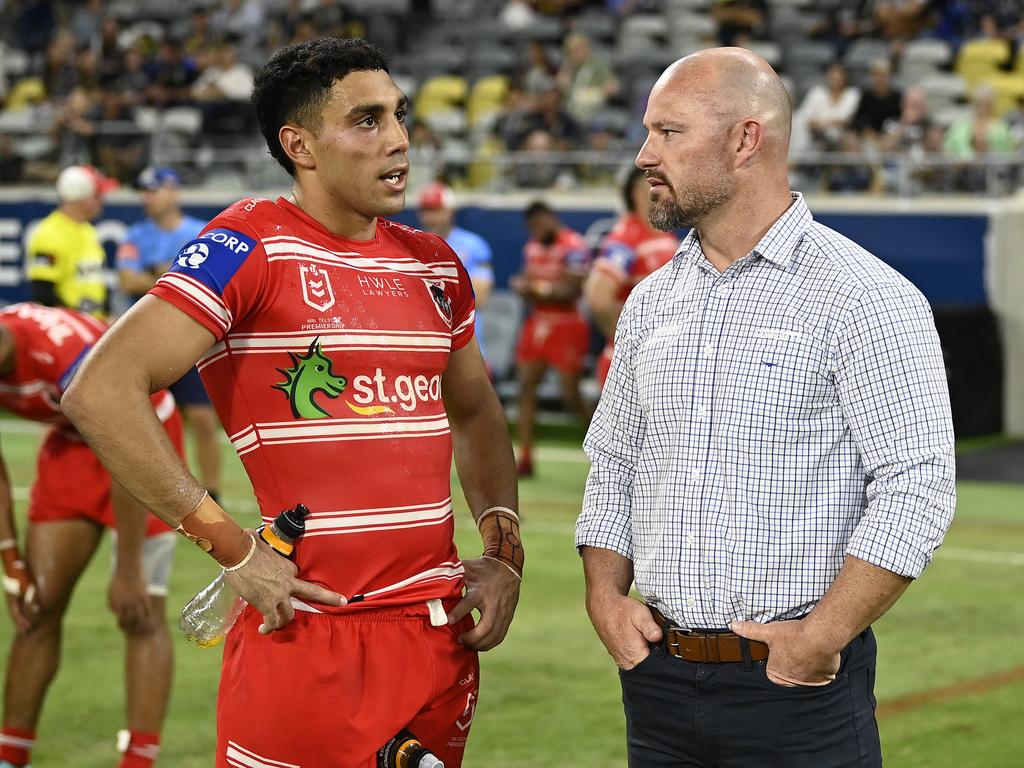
[
  {"xmin": 522, "ymin": 86, "xmax": 581, "ymax": 150},
  {"xmin": 14, "ymin": 0, "xmax": 56, "ymax": 61},
  {"xmin": 711, "ymin": 0, "xmax": 768, "ymax": 46},
  {"xmin": 943, "ymin": 84, "xmax": 1013, "ymax": 159},
  {"xmin": 69, "ymin": 0, "xmax": 104, "ymax": 48},
  {"xmin": 192, "ymin": 38, "xmax": 256, "ymax": 138},
  {"xmin": 873, "ymin": 0, "xmax": 930, "ymax": 43},
  {"xmin": 146, "ymin": 38, "xmax": 198, "ymax": 108},
  {"xmin": 211, "ymin": 0, "xmax": 266, "ymax": 51},
  {"xmin": 94, "ymin": 17, "xmax": 124, "ymax": 88},
  {"xmin": 51, "ymin": 86, "xmax": 97, "ymax": 165},
  {"xmin": 90, "ymin": 89, "xmax": 146, "ymax": 181},
  {"xmin": 853, "ymin": 58, "xmax": 902, "ymax": 141},
  {"xmin": 879, "ymin": 84, "xmax": 932, "ymax": 152},
  {"xmin": 42, "ymin": 30, "xmax": 79, "ymax": 101},
  {"xmin": 824, "ymin": 128, "xmax": 879, "ymax": 192},
  {"xmin": 557, "ymin": 33, "xmax": 619, "ymax": 126},
  {"xmin": 493, "ymin": 83, "xmax": 535, "ymax": 150},
  {"xmin": 522, "ymin": 40, "xmax": 557, "ymax": 96},
  {"xmin": 512, "ymin": 128, "xmax": 567, "ymax": 188},
  {"xmin": 183, "ymin": 7, "xmax": 219, "ymax": 69},
  {"xmin": 114, "ymin": 43, "xmax": 152, "ymax": 106},
  {"xmin": 792, "ymin": 62, "xmax": 860, "ymax": 151}
]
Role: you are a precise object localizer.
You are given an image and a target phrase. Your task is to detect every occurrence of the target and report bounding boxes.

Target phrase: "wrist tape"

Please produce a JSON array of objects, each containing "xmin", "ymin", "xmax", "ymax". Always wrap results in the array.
[
  {"xmin": 478, "ymin": 506, "xmax": 524, "ymax": 579},
  {"xmin": 1, "ymin": 546, "xmax": 32, "ymax": 598},
  {"xmin": 175, "ymin": 493, "xmax": 252, "ymax": 568}
]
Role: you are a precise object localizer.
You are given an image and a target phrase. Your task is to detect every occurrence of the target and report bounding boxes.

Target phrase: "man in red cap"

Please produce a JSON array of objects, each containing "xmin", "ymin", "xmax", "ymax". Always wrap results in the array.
[
  {"xmin": 417, "ymin": 182, "xmax": 495, "ymax": 365},
  {"xmin": 27, "ymin": 165, "xmax": 118, "ymax": 318}
]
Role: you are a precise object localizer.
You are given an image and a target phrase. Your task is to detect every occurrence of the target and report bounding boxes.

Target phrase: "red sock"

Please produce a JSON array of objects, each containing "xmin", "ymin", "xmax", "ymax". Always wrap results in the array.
[
  {"xmin": 0, "ymin": 725, "xmax": 35, "ymax": 766},
  {"xmin": 116, "ymin": 730, "xmax": 160, "ymax": 768}
]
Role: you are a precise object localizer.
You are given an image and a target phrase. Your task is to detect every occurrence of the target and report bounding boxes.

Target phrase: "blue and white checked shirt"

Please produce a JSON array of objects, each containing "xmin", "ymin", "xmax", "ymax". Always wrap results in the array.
[{"xmin": 576, "ymin": 193, "xmax": 956, "ymax": 629}]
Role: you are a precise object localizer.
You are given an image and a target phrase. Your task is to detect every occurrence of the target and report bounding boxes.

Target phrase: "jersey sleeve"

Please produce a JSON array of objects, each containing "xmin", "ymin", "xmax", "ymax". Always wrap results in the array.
[
  {"xmin": 148, "ymin": 217, "xmax": 266, "ymax": 342},
  {"xmin": 565, "ymin": 233, "xmax": 593, "ymax": 275},
  {"xmin": 594, "ymin": 238, "xmax": 635, "ymax": 282},
  {"xmin": 26, "ymin": 222, "xmax": 67, "ymax": 285},
  {"xmin": 448, "ymin": 247, "xmax": 477, "ymax": 352}
]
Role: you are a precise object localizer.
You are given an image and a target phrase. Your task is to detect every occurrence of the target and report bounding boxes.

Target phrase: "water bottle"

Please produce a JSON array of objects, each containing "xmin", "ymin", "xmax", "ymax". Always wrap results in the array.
[
  {"xmin": 179, "ymin": 504, "xmax": 309, "ymax": 647},
  {"xmin": 377, "ymin": 729, "xmax": 443, "ymax": 768}
]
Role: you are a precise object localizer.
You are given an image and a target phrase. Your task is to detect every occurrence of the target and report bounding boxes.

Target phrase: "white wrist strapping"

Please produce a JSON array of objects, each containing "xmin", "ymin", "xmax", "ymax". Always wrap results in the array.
[
  {"xmin": 222, "ymin": 533, "xmax": 257, "ymax": 573},
  {"xmin": 0, "ymin": 539, "xmax": 17, "ymax": 551},
  {"xmin": 476, "ymin": 506, "xmax": 519, "ymax": 529}
]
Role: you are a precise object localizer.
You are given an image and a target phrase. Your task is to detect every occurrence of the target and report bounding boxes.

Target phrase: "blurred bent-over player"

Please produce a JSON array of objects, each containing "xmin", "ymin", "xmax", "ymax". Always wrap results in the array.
[
  {"xmin": 27, "ymin": 165, "xmax": 118, "ymax": 317},
  {"xmin": 511, "ymin": 201, "xmax": 592, "ymax": 477},
  {"xmin": 584, "ymin": 167, "xmax": 678, "ymax": 387},
  {"xmin": 416, "ymin": 182, "xmax": 495, "ymax": 366},
  {"xmin": 62, "ymin": 38, "xmax": 522, "ymax": 768},
  {"xmin": 116, "ymin": 166, "xmax": 224, "ymax": 505},
  {"xmin": 0, "ymin": 303, "xmax": 185, "ymax": 768}
]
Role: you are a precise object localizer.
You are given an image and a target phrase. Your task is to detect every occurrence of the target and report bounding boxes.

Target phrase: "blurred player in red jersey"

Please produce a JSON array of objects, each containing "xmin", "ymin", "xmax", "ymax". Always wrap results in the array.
[
  {"xmin": 0, "ymin": 303, "xmax": 184, "ymax": 768},
  {"xmin": 62, "ymin": 38, "xmax": 521, "ymax": 768},
  {"xmin": 511, "ymin": 201, "xmax": 592, "ymax": 477},
  {"xmin": 585, "ymin": 168, "xmax": 679, "ymax": 387}
]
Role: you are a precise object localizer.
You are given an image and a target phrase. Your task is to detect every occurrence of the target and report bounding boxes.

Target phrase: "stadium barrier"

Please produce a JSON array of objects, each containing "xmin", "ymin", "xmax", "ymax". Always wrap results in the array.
[{"xmin": 0, "ymin": 187, "xmax": 1017, "ymax": 437}]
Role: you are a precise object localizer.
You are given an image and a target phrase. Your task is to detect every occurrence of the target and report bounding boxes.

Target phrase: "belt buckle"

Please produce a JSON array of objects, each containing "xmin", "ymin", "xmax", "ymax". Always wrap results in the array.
[{"xmin": 665, "ymin": 624, "xmax": 693, "ymax": 659}]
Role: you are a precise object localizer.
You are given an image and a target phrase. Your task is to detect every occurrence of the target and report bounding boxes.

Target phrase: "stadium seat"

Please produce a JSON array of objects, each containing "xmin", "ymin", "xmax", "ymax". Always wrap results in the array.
[
  {"xmin": 468, "ymin": 46, "xmax": 518, "ymax": 76},
  {"xmin": 1, "ymin": 46, "xmax": 29, "ymax": 80},
  {"xmin": 160, "ymin": 106, "xmax": 203, "ymax": 136},
  {"xmin": 843, "ymin": 38, "xmax": 891, "ymax": 75},
  {"xmin": 785, "ymin": 41, "xmax": 836, "ymax": 70},
  {"xmin": 955, "ymin": 38, "xmax": 1011, "ymax": 86},
  {"xmin": 742, "ymin": 41, "xmax": 782, "ymax": 68},
  {"xmin": 422, "ymin": 107, "xmax": 468, "ymax": 137},
  {"xmin": 391, "ymin": 73, "xmax": 419, "ymax": 101},
  {"xmin": 919, "ymin": 72, "xmax": 968, "ymax": 108},
  {"xmin": 669, "ymin": 12, "xmax": 717, "ymax": 40},
  {"xmin": 903, "ymin": 38, "xmax": 952, "ymax": 69},
  {"xmin": 574, "ymin": 11, "xmax": 618, "ymax": 42},
  {"xmin": 620, "ymin": 14, "xmax": 668, "ymax": 40},
  {"xmin": 416, "ymin": 75, "xmax": 469, "ymax": 117},
  {"xmin": 985, "ymin": 73, "xmax": 1024, "ymax": 117}
]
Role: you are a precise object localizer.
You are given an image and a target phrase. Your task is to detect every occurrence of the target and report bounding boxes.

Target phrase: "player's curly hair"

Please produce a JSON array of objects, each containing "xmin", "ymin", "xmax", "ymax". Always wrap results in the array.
[{"xmin": 252, "ymin": 37, "xmax": 390, "ymax": 176}]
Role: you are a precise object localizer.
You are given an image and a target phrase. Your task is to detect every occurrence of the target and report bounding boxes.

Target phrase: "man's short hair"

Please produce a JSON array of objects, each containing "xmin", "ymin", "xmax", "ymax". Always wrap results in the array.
[
  {"xmin": 524, "ymin": 201, "xmax": 554, "ymax": 220},
  {"xmin": 252, "ymin": 37, "xmax": 390, "ymax": 176}
]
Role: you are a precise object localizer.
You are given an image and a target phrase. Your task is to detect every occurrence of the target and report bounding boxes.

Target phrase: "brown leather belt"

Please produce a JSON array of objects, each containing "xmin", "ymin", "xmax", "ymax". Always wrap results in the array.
[{"xmin": 651, "ymin": 608, "xmax": 769, "ymax": 663}]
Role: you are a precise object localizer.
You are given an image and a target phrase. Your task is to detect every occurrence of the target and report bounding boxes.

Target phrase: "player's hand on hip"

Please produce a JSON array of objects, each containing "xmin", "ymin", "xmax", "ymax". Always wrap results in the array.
[
  {"xmin": 587, "ymin": 594, "xmax": 663, "ymax": 671},
  {"xmin": 730, "ymin": 618, "xmax": 842, "ymax": 686},
  {"xmin": 223, "ymin": 533, "xmax": 346, "ymax": 635},
  {"xmin": 107, "ymin": 565, "xmax": 153, "ymax": 633},
  {"xmin": 447, "ymin": 556, "xmax": 521, "ymax": 652}
]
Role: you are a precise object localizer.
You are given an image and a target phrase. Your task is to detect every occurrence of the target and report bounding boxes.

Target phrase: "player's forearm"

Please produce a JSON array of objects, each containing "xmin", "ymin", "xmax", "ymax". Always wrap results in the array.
[
  {"xmin": 803, "ymin": 555, "xmax": 912, "ymax": 654},
  {"xmin": 0, "ymin": 456, "xmax": 17, "ymax": 544},
  {"xmin": 590, "ymin": 301, "xmax": 622, "ymax": 339},
  {"xmin": 119, "ymin": 270, "xmax": 159, "ymax": 296},
  {"xmin": 62, "ymin": 368, "xmax": 204, "ymax": 525},
  {"xmin": 451, "ymin": 393, "xmax": 517, "ymax": 517},
  {"xmin": 110, "ymin": 480, "xmax": 149, "ymax": 569}
]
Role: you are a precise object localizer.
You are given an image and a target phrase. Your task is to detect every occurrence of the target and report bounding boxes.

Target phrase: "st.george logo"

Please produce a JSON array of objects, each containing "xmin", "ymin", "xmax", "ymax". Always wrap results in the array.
[
  {"xmin": 273, "ymin": 338, "xmax": 348, "ymax": 419},
  {"xmin": 300, "ymin": 263, "xmax": 335, "ymax": 312},
  {"xmin": 177, "ymin": 242, "xmax": 210, "ymax": 269}
]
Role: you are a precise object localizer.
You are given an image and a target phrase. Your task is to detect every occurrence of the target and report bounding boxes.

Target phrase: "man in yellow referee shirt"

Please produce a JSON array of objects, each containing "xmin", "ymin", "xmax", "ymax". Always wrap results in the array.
[{"xmin": 27, "ymin": 165, "xmax": 118, "ymax": 317}]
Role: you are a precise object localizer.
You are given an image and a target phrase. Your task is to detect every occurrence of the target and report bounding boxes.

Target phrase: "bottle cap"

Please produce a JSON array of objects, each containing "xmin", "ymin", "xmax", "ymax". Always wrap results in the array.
[
  {"xmin": 420, "ymin": 757, "xmax": 444, "ymax": 768},
  {"xmin": 273, "ymin": 503, "xmax": 309, "ymax": 541}
]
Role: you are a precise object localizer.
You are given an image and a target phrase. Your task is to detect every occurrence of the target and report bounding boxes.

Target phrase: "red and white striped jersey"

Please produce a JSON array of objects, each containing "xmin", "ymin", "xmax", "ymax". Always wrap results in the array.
[
  {"xmin": 593, "ymin": 213, "xmax": 678, "ymax": 301},
  {"xmin": 521, "ymin": 227, "xmax": 590, "ymax": 314},
  {"xmin": 0, "ymin": 302, "xmax": 175, "ymax": 427},
  {"xmin": 150, "ymin": 197, "xmax": 476, "ymax": 611}
]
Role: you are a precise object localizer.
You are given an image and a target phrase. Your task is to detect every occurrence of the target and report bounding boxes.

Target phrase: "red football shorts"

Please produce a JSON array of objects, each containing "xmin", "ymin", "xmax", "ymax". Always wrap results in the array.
[
  {"xmin": 516, "ymin": 311, "xmax": 589, "ymax": 374},
  {"xmin": 216, "ymin": 601, "xmax": 480, "ymax": 768},
  {"xmin": 28, "ymin": 411, "xmax": 184, "ymax": 537},
  {"xmin": 596, "ymin": 342, "xmax": 614, "ymax": 388}
]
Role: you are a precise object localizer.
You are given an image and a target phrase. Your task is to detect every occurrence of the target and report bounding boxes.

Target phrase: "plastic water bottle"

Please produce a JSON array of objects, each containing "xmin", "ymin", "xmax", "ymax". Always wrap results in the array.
[
  {"xmin": 179, "ymin": 504, "xmax": 309, "ymax": 647},
  {"xmin": 376, "ymin": 729, "xmax": 444, "ymax": 768}
]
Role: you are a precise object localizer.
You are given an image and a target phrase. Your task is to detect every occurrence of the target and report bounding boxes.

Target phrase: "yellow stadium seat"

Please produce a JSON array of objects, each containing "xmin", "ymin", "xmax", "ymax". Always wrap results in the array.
[
  {"xmin": 955, "ymin": 39, "xmax": 1011, "ymax": 86},
  {"xmin": 985, "ymin": 73, "xmax": 1024, "ymax": 116},
  {"xmin": 416, "ymin": 76, "xmax": 469, "ymax": 110}
]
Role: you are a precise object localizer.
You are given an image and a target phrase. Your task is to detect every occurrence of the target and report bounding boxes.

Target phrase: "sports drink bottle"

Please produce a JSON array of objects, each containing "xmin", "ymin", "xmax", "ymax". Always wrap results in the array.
[
  {"xmin": 377, "ymin": 729, "xmax": 443, "ymax": 768},
  {"xmin": 179, "ymin": 504, "xmax": 309, "ymax": 647}
]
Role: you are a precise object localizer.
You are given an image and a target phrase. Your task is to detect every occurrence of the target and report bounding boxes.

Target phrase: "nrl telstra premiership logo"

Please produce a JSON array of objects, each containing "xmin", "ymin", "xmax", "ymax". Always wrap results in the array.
[{"xmin": 300, "ymin": 263, "xmax": 335, "ymax": 312}]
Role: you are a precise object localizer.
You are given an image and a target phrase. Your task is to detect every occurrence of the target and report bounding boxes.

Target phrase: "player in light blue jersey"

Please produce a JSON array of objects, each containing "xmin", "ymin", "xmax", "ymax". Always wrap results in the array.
[
  {"xmin": 417, "ymin": 182, "xmax": 495, "ymax": 364},
  {"xmin": 115, "ymin": 167, "xmax": 224, "ymax": 505}
]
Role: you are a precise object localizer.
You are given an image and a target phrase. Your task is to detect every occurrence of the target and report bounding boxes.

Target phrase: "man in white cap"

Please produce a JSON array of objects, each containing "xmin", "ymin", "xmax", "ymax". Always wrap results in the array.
[
  {"xmin": 417, "ymin": 182, "xmax": 495, "ymax": 365},
  {"xmin": 27, "ymin": 165, "xmax": 118, "ymax": 317}
]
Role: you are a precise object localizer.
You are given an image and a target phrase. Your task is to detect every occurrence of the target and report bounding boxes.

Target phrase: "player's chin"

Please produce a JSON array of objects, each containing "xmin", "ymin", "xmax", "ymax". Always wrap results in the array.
[{"xmin": 374, "ymin": 193, "xmax": 406, "ymax": 217}]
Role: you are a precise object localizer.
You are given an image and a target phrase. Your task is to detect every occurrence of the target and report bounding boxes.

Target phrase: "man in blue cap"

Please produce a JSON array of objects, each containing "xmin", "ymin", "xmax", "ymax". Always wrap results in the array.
[{"xmin": 116, "ymin": 167, "xmax": 224, "ymax": 505}]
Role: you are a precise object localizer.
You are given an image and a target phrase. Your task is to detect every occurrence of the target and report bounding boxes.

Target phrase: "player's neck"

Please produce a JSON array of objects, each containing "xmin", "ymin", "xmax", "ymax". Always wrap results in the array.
[
  {"xmin": 289, "ymin": 190, "xmax": 377, "ymax": 241},
  {"xmin": 154, "ymin": 210, "xmax": 183, "ymax": 231}
]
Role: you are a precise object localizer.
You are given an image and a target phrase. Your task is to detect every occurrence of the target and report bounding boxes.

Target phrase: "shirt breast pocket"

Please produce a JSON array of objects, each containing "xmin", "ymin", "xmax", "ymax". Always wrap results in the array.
[{"xmin": 719, "ymin": 329, "xmax": 833, "ymax": 444}]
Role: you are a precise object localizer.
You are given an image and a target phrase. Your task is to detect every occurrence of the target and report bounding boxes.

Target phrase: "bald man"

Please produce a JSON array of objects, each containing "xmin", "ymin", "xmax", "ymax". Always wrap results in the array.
[{"xmin": 576, "ymin": 48, "xmax": 954, "ymax": 767}]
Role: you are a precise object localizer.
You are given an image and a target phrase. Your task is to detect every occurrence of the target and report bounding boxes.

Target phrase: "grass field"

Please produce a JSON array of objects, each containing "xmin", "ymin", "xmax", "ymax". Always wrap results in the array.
[{"xmin": 0, "ymin": 419, "xmax": 1022, "ymax": 767}]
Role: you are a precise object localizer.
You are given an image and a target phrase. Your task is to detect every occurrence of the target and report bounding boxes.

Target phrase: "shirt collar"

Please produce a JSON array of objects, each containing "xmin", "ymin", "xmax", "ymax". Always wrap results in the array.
[{"xmin": 672, "ymin": 192, "xmax": 813, "ymax": 270}]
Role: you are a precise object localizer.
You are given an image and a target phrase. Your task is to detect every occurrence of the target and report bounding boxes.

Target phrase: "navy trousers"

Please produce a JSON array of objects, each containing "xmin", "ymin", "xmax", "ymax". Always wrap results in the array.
[{"xmin": 619, "ymin": 628, "xmax": 883, "ymax": 767}]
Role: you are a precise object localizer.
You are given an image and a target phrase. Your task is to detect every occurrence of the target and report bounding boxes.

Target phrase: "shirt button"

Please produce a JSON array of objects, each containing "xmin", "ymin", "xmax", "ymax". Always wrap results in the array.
[
  {"xmin": 687, "ymin": 597, "xmax": 697, "ymax": 607},
  {"xmin": 695, "ymin": 406, "xmax": 708, "ymax": 420},
  {"xmin": 716, "ymin": 284, "xmax": 731, "ymax": 297},
  {"xmin": 703, "ymin": 344, "xmax": 714, "ymax": 357},
  {"xmin": 687, "ymin": 534, "xmax": 696, "ymax": 545},
  {"xmin": 689, "ymin": 469, "xmax": 701, "ymax": 482}
]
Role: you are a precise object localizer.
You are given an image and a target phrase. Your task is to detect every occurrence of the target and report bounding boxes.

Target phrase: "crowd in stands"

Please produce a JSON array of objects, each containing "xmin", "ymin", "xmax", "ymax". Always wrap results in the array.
[{"xmin": 1, "ymin": 0, "xmax": 1023, "ymax": 194}]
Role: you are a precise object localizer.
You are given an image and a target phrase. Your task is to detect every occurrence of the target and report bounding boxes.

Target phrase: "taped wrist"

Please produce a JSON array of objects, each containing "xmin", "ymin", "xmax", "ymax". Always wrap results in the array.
[
  {"xmin": 1, "ymin": 544, "xmax": 32, "ymax": 597},
  {"xmin": 478, "ymin": 507, "xmax": 524, "ymax": 579},
  {"xmin": 175, "ymin": 493, "xmax": 251, "ymax": 568}
]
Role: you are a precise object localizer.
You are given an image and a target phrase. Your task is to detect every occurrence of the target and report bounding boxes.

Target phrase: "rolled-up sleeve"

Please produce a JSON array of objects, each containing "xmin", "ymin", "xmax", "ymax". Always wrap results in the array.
[
  {"xmin": 834, "ymin": 283, "xmax": 956, "ymax": 578},
  {"xmin": 576, "ymin": 294, "xmax": 647, "ymax": 560}
]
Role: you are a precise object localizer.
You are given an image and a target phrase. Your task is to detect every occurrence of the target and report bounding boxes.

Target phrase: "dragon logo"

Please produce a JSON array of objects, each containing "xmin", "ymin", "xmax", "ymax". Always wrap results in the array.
[{"xmin": 273, "ymin": 338, "xmax": 348, "ymax": 419}]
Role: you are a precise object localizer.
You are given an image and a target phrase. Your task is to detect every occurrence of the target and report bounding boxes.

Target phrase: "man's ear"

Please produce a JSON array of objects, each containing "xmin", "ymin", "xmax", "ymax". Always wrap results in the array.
[
  {"xmin": 280, "ymin": 124, "xmax": 316, "ymax": 171},
  {"xmin": 735, "ymin": 119, "xmax": 765, "ymax": 169}
]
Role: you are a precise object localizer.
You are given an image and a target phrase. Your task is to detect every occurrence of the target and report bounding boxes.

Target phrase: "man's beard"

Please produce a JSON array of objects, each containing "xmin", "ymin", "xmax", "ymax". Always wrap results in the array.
[{"xmin": 647, "ymin": 178, "xmax": 732, "ymax": 231}]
